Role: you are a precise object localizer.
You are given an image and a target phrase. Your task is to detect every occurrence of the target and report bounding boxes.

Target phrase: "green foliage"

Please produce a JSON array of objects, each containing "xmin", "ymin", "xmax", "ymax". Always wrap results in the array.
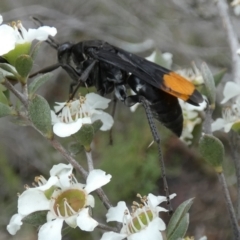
[
  {"xmin": 201, "ymin": 62, "xmax": 216, "ymax": 109},
  {"xmin": 213, "ymin": 68, "xmax": 226, "ymax": 86},
  {"xmin": 199, "ymin": 134, "xmax": 224, "ymax": 173},
  {"xmin": 92, "ymin": 119, "xmax": 103, "ymax": 133},
  {"xmin": 22, "ymin": 211, "xmax": 48, "ymax": 227},
  {"xmin": 167, "ymin": 198, "xmax": 194, "ymax": 240},
  {"xmin": 28, "ymin": 73, "xmax": 53, "ymax": 97},
  {"xmin": 68, "ymin": 142, "xmax": 85, "ymax": 155},
  {"xmin": 74, "ymin": 124, "xmax": 94, "ymax": 150},
  {"xmin": 0, "ymin": 102, "xmax": 14, "ymax": 117},
  {"xmin": 30, "ymin": 41, "xmax": 43, "ymax": 61},
  {"xmin": 28, "ymin": 94, "xmax": 53, "ymax": 139},
  {"xmin": 15, "ymin": 54, "xmax": 33, "ymax": 82}
]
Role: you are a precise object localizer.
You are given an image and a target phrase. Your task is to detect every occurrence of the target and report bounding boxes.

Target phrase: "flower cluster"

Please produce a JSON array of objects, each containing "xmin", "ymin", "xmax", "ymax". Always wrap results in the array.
[
  {"xmin": 0, "ymin": 15, "xmax": 56, "ymax": 65},
  {"xmin": 231, "ymin": 0, "xmax": 240, "ymax": 16},
  {"xmin": 177, "ymin": 63, "xmax": 205, "ymax": 144},
  {"xmin": 101, "ymin": 193, "xmax": 176, "ymax": 240},
  {"xmin": 7, "ymin": 163, "xmax": 112, "ymax": 240},
  {"xmin": 179, "ymin": 100, "xmax": 206, "ymax": 145},
  {"xmin": 212, "ymin": 81, "xmax": 240, "ymax": 132},
  {"xmin": 51, "ymin": 93, "xmax": 114, "ymax": 137}
]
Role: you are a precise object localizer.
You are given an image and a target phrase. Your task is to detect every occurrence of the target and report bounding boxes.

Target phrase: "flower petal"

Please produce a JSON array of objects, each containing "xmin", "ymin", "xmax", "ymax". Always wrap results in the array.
[
  {"xmin": 91, "ymin": 112, "xmax": 114, "ymax": 131},
  {"xmin": 38, "ymin": 219, "xmax": 63, "ymax": 240},
  {"xmin": 86, "ymin": 194, "xmax": 95, "ymax": 208},
  {"xmin": 53, "ymin": 119, "xmax": 83, "ymax": 137},
  {"xmin": 50, "ymin": 163, "xmax": 73, "ymax": 188},
  {"xmin": 106, "ymin": 201, "xmax": 127, "ymax": 223},
  {"xmin": 76, "ymin": 208, "xmax": 98, "ymax": 231},
  {"xmin": 36, "ymin": 176, "xmax": 59, "ymax": 191},
  {"xmin": 148, "ymin": 193, "xmax": 176, "ymax": 208},
  {"xmin": 86, "ymin": 92, "xmax": 111, "ymax": 109},
  {"xmin": 224, "ymin": 122, "xmax": 235, "ymax": 132},
  {"xmin": 0, "ymin": 25, "xmax": 16, "ymax": 55},
  {"xmin": 18, "ymin": 189, "xmax": 50, "ymax": 215},
  {"xmin": 100, "ymin": 231, "xmax": 127, "ymax": 240},
  {"xmin": 65, "ymin": 215, "xmax": 77, "ymax": 228},
  {"xmin": 6, "ymin": 213, "xmax": 23, "ymax": 235},
  {"xmin": 0, "ymin": 15, "xmax": 2, "ymax": 24},
  {"xmin": 127, "ymin": 217, "xmax": 165, "ymax": 240},
  {"xmin": 221, "ymin": 82, "xmax": 240, "ymax": 104},
  {"xmin": 26, "ymin": 26, "xmax": 57, "ymax": 42},
  {"xmin": 85, "ymin": 169, "xmax": 112, "ymax": 193},
  {"xmin": 211, "ymin": 118, "xmax": 225, "ymax": 132}
]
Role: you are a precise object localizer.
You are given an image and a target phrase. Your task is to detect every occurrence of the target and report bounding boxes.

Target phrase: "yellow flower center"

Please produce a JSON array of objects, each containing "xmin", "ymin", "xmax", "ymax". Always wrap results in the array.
[{"xmin": 53, "ymin": 189, "xmax": 86, "ymax": 217}]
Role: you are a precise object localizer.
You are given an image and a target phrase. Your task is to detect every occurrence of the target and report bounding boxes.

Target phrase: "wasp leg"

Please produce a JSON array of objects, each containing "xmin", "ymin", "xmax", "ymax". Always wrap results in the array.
[
  {"xmin": 139, "ymin": 96, "xmax": 173, "ymax": 214},
  {"xmin": 29, "ymin": 63, "xmax": 61, "ymax": 78},
  {"xmin": 109, "ymin": 94, "xmax": 117, "ymax": 145},
  {"xmin": 55, "ymin": 60, "xmax": 98, "ymax": 115},
  {"xmin": 69, "ymin": 60, "xmax": 98, "ymax": 100}
]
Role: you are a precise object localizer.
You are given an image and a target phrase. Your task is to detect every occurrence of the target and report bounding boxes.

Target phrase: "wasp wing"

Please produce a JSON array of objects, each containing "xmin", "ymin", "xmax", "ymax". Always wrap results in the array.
[{"xmin": 89, "ymin": 42, "xmax": 203, "ymax": 106}]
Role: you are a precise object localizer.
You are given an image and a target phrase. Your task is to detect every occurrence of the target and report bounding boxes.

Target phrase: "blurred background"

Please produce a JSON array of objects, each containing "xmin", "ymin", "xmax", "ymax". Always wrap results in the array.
[{"xmin": 0, "ymin": 0, "xmax": 238, "ymax": 239}]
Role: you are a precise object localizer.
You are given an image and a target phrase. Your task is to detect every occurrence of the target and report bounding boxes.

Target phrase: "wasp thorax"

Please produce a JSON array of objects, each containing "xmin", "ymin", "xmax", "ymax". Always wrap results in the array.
[{"xmin": 52, "ymin": 189, "xmax": 86, "ymax": 217}]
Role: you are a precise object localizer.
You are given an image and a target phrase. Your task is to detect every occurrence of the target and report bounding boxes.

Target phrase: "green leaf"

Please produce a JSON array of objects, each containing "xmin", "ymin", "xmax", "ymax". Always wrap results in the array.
[
  {"xmin": 201, "ymin": 62, "xmax": 216, "ymax": 109},
  {"xmin": 167, "ymin": 198, "xmax": 194, "ymax": 240},
  {"xmin": 30, "ymin": 41, "xmax": 43, "ymax": 61},
  {"xmin": 168, "ymin": 213, "xmax": 189, "ymax": 240},
  {"xmin": 199, "ymin": 134, "xmax": 224, "ymax": 173},
  {"xmin": 28, "ymin": 73, "xmax": 53, "ymax": 97},
  {"xmin": 28, "ymin": 94, "xmax": 53, "ymax": 139},
  {"xmin": 74, "ymin": 124, "xmax": 94, "ymax": 150},
  {"xmin": 0, "ymin": 90, "xmax": 9, "ymax": 105},
  {"xmin": 68, "ymin": 142, "xmax": 85, "ymax": 155},
  {"xmin": 92, "ymin": 119, "xmax": 103, "ymax": 133},
  {"xmin": 213, "ymin": 68, "xmax": 226, "ymax": 86},
  {"xmin": 0, "ymin": 102, "xmax": 13, "ymax": 117},
  {"xmin": 15, "ymin": 54, "xmax": 33, "ymax": 81},
  {"xmin": 0, "ymin": 71, "xmax": 4, "ymax": 83},
  {"xmin": 22, "ymin": 211, "xmax": 47, "ymax": 226},
  {"xmin": 0, "ymin": 63, "xmax": 18, "ymax": 77}
]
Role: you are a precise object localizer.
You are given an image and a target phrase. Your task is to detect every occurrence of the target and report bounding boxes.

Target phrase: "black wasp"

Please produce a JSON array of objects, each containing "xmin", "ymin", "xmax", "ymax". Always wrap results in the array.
[{"xmin": 30, "ymin": 37, "xmax": 203, "ymax": 137}]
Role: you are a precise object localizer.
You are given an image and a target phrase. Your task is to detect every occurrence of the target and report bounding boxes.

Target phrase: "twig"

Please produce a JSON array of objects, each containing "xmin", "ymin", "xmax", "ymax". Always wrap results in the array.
[
  {"xmin": 218, "ymin": 172, "xmax": 240, "ymax": 239},
  {"xmin": 85, "ymin": 150, "xmax": 94, "ymax": 172},
  {"xmin": 4, "ymin": 79, "xmax": 28, "ymax": 109},
  {"xmin": 97, "ymin": 222, "xmax": 118, "ymax": 232},
  {"xmin": 217, "ymin": 0, "xmax": 240, "ymax": 85},
  {"xmin": 50, "ymin": 138, "xmax": 88, "ymax": 178},
  {"xmin": 203, "ymin": 103, "xmax": 213, "ymax": 135},
  {"xmin": 229, "ymin": 131, "xmax": 240, "ymax": 219},
  {"xmin": 5, "ymin": 79, "xmax": 113, "ymax": 211}
]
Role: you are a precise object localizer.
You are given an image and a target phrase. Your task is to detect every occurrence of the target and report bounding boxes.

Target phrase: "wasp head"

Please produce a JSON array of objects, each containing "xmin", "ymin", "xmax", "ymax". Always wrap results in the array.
[{"xmin": 57, "ymin": 42, "xmax": 74, "ymax": 64}]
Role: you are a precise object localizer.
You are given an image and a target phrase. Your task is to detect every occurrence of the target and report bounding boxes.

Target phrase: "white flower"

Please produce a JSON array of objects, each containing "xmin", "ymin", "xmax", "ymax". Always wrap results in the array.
[
  {"xmin": 7, "ymin": 163, "xmax": 112, "ymax": 240},
  {"xmin": 231, "ymin": 0, "xmax": 240, "ymax": 15},
  {"xmin": 51, "ymin": 93, "xmax": 114, "ymax": 137},
  {"xmin": 179, "ymin": 99, "xmax": 206, "ymax": 145},
  {"xmin": 146, "ymin": 50, "xmax": 173, "ymax": 69},
  {"xmin": 212, "ymin": 81, "xmax": 240, "ymax": 132},
  {"xmin": 0, "ymin": 15, "xmax": 57, "ymax": 64},
  {"xmin": 220, "ymin": 82, "xmax": 240, "ymax": 104},
  {"xmin": 101, "ymin": 193, "xmax": 176, "ymax": 240}
]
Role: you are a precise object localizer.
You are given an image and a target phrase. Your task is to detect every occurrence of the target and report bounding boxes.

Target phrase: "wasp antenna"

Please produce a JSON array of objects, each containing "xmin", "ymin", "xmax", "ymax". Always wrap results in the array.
[
  {"xmin": 46, "ymin": 39, "xmax": 59, "ymax": 49},
  {"xmin": 30, "ymin": 16, "xmax": 44, "ymax": 26},
  {"xmin": 139, "ymin": 96, "xmax": 173, "ymax": 214}
]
